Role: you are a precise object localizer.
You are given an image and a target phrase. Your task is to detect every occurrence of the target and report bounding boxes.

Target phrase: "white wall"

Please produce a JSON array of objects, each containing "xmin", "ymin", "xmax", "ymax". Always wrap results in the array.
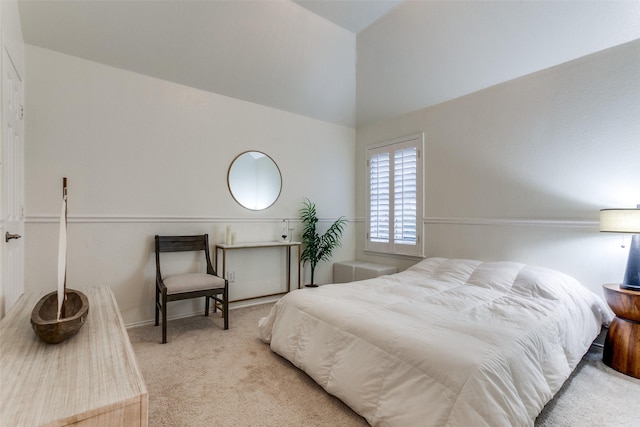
[
  {"xmin": 356, "ymin": 39, "xmax": 640, "ymax": 298},
  {"xmin": 25, "ymin": 45, "xmax": 356, "ymax": 325}
]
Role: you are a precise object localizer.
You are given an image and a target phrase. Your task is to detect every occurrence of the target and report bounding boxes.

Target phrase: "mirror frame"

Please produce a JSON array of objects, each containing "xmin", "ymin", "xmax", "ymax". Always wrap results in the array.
[{"xmin": 227, "ymin": 150, "xmax": 282, "ymax": 211}]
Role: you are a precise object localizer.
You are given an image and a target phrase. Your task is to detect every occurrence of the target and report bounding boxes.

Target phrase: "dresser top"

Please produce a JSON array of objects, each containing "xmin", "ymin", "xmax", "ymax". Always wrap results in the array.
[{"xmin": 0, "ymin": 287, "xmax": 147, "ymax": 426}]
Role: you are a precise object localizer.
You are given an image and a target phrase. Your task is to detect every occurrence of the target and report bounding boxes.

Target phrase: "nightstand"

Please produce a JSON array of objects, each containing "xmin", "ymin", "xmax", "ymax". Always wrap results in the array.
[{"xmin": 602, "ymin": 284, "xmax": 640, "ymax": 379}]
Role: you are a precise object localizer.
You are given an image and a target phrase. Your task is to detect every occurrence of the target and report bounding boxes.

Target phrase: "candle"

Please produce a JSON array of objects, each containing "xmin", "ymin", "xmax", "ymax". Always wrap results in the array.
[{"xmin": 226, "ymin": 226, "xmax": 232, "ymax": 245}]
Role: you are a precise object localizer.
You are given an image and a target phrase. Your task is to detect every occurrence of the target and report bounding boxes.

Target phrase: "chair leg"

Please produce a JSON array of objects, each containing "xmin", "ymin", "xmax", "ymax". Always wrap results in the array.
[
  {"xmin": 223, "ymin": 287, "xmax": 229, "ymax": 330},
  {"xmin": 205, "ymin": 296, "xmax": 210, "ymax": 317},
  {"xmin": 162, "ymin": 291, "xmax": 168, "ymax": 344},
  {"xmin": 154, "ymin": 286, "xmax": 160, "ymax": 326}
]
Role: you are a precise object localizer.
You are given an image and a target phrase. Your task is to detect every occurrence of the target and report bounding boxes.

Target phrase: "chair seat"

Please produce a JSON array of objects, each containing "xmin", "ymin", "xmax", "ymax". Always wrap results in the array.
[{"xmin": 164, "ymin": 273, "xmax": 226, "ymax": 295}]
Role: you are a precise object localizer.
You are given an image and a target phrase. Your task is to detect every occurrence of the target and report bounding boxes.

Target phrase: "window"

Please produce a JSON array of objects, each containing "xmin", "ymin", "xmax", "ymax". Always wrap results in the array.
[{"xmin": 366, "ymin": 134, "xmax": 423, "ymax": 257}]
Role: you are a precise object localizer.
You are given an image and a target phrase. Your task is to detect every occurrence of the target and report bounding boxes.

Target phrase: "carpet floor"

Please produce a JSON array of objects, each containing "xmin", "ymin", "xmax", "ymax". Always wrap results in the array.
[{"xmin": 128, "ymin": 303, "xmax": 640, "ymax": 426}]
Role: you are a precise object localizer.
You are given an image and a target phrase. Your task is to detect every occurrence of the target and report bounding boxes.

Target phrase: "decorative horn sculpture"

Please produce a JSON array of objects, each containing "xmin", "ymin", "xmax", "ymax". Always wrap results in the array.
[{"xmin": 31, "ymin": 177, "xmax": 89, "ymax": 344}]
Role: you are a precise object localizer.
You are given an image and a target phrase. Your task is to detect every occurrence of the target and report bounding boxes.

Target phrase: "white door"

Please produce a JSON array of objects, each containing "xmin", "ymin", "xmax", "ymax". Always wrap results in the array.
[{"xmin": 2, "ymin": 46, "xmax": 25, "ymax": 317}]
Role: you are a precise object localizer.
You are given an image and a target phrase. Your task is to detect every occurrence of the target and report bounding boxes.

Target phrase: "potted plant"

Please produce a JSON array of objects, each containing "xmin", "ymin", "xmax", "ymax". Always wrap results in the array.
[{"xmin": 300, "ymin": 198, "xmax": 348, "ymax": 287}]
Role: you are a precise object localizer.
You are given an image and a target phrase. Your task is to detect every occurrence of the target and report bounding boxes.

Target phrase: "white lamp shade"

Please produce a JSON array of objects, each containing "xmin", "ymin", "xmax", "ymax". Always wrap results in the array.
[{"xmin": 600, "ymin": 209, "xmax": 640, "ymax": 233}]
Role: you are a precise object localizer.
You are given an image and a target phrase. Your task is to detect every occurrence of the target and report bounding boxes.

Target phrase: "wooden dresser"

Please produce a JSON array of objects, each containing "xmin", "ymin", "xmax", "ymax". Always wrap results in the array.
[{"xmin": 0, "ymin": 287, "xmax": 148, "ymax": 426}]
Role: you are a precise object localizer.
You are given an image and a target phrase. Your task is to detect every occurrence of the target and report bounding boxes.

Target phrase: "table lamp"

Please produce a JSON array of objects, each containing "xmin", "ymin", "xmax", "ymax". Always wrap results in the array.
[{"xmin": 600, "ymin": 206, "xmax": 640, "ymax": 290}]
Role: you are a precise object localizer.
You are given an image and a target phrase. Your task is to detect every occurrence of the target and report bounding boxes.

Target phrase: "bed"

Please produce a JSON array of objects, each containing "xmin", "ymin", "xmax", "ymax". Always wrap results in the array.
[{"xmin": 258, "ymin": 257, "xmax": 612, "ymax": 426}]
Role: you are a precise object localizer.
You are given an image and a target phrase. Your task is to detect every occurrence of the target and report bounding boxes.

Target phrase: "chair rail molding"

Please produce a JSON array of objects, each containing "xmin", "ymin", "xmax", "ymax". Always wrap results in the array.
[
  {"xmin": 425, "ymin": 217, "xmax": 597, "ymax": 229},
  {"xmin": 353, "ymin": 216, "xmax": 597, "ymax": 229},
  {"xmin": 27, "ymin": 215, "xmax": 595, "ymax": 229},
  {"xmin": 26, "ymin": 215, "xmax": 353, "ymax": 224}
]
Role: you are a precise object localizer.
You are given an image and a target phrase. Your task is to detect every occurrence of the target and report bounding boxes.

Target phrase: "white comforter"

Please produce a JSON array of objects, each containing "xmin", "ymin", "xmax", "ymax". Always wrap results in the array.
[{"xmin": 258, "ymin": 258, "xmax": 612, "ymax": 427}]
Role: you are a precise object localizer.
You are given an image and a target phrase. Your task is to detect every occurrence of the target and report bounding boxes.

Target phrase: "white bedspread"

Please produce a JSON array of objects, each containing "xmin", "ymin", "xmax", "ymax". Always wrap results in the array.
[{"xmin": 258, "ymin": 258, "xmax": 612, "ymax": 426}]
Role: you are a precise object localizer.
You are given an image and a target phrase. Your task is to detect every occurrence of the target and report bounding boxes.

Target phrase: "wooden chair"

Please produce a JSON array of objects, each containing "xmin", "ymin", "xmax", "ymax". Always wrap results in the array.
[{"xmin": 155, "ymin": 234, "xmax": 228, "ymax": 343}]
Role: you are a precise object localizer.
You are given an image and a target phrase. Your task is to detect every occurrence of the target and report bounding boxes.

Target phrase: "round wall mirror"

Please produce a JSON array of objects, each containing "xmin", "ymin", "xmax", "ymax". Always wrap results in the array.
[{"xmin": 227, "ymin": 151, "xmax": 282, "ymax": 210}]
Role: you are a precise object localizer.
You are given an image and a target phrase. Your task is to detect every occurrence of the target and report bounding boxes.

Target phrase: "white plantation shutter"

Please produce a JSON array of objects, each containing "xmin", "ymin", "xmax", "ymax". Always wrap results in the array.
[
  {"xmin": 394, "ymin": 147, "xmax": 417, "ymax": 245},
  {"xmin": 369, "ymin": 152, "xmax": 390, "ymax": 243},
  {"xmin": 366, "ymin": 134, "xmax": 423, "ymax": 256}
]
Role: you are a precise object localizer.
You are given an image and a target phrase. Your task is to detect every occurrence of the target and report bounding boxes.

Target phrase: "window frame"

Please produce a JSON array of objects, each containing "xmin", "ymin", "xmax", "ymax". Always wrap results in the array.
[{"xmin": 365, "ymin": 133, "xmax": 424, "ymax": 257}]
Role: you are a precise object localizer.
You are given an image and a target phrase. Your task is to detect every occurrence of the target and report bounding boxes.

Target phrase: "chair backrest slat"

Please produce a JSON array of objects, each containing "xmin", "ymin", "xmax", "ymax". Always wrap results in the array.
[{"xmin": 156, "ymin": 235, "xmax": 207, "ymax": 252}]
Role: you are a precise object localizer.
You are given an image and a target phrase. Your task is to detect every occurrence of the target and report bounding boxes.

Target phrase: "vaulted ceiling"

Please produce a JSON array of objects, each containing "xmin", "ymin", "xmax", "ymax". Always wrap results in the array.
[
  {"xmin": 18, "ymin": 0, "xmax": 361, "ymax": 126},
  {"xmin": 292, "ymin": 0, "xmax": 403, "ymax": 33},
  {"xmin": 17, "ymin": 1, "xmax": 640, "ymax": 127}
]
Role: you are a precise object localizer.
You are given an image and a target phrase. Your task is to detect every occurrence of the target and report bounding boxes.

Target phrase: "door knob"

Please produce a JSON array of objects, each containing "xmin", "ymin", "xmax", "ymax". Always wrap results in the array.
[{"xmin": 5, "ymin": 232, "xmax": 22, "ymax": 242}]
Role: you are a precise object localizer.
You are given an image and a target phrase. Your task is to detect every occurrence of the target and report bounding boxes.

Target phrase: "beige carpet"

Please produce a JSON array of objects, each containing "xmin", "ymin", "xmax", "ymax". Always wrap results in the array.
[{"xmin": 128, "ymin": 303, "xmax": 640, "ymax": 426}]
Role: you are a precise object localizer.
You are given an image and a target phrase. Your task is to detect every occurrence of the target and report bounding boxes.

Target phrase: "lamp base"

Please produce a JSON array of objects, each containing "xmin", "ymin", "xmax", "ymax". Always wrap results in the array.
[{"xmin": 621, "ymin": 234, "xmax": 640, "ymax": 291}]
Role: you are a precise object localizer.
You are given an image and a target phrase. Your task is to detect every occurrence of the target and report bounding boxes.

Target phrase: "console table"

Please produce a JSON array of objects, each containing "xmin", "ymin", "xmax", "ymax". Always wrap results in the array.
[
  {"xmin": 215, "ymin": 241, "xmax": 302, "ymax": 302},
  {"xmin": 0, "ymin": 287, "xmax": 148, "ymax": 426}
]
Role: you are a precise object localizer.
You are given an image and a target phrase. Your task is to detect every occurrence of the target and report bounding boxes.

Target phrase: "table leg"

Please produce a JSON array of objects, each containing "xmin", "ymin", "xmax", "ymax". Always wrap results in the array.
[
  {"xmin": 286, "ymin": 246, "xmax": 291, "ymax": 293},
  {"xmin": 297, "ymin": 244, "xmax": 301, "ymax": 289}
]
